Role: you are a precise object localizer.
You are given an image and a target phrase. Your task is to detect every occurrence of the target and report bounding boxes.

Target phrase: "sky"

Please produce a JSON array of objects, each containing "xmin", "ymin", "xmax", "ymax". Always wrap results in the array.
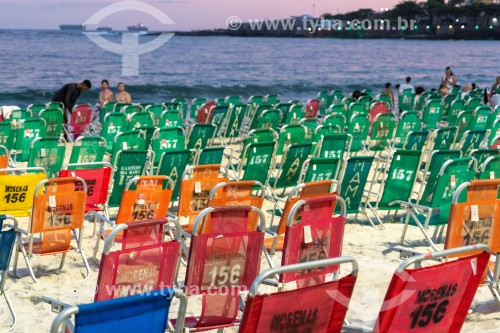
[{"xmin": 0, "ymin": 0, "xmax": 402, "ymax": 31}]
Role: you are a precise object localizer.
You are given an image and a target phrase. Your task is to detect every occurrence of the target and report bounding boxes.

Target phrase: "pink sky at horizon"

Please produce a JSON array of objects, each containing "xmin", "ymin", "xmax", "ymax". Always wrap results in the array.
[{"xmin": 0, "ymin": 0, "xmax": 404, "ymax": 30}]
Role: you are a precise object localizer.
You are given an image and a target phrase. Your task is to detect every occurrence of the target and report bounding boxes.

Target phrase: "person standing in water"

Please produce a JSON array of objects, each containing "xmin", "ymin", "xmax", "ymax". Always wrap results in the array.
[
  {"xmin": 115, "ymin": 82, "xmax": 132, "ymax": 103},
  {"xmin": 98, "ymin": 79, "xmax": 114, "ymax": 108},
  {"xmin": 441, "ymin": 67, "xmax": 457, "ymax": 90}
]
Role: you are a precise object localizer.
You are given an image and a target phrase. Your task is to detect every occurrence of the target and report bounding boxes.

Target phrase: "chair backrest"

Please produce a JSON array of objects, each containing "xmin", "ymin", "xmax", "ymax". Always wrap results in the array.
[
  {"xmin": 151, "ymin": 127, "xmax": 186, "ymax": 165},
  {"xmin": 184, "ymin": 206, "xmax": 264, "ymax": 330},
  {"xmin": 373, "ymin": 150, "xmax": 422, "ymax": 209},
  {"xmin": 95, "ymin": 218, "xmax": 181, "ymax": 301},
  {"xmin": 395, "ymin": 111, "xmax": 421, "ymax": 143},
  {"xmin": 0, "ymin": 216, "xmax": 17, "ymax": 291},
  {"xmin": 40, "ymin": 108, "xmax": 64, "ymax": 137},
  {"xmin": 281, "ymin": 195, "xmax": 346, "ymax": 286},
  {"xmin": 69, "ymin": 136, "xmax": 106, "ymax": 165},
  {"xmin": 457, "ymin": 130, "xmax": 488, "ymax": 155},
  {"xmin": 368, "ymin": 115, "xmax": 397, "ymax": 151},
  {"xmin": 399, "ymin": 90, "xmax": 415, "ymax": 112},
  {"xmin": 186, "ymin": 124, "xmax": 216, "ymax": 152},
  {"xmin": 239, "ymin": 257, "xmax": 358, "ymax": 333},
  {"xmin": 0, "ymin": 168, "xmax": 47, "ymax": 216},
  {"xmin": 224, "ymin": 103, "xmax": 247, "ymax": 139},
  {"xmin": 403, "ymin": 131, "xmax": 429, "ymax": 151},
  {"xmin": 28, "ymin": 137, "xmax": 66, "ymax": 178},
  {"xmin": 69, "ymin": 104, "xmax": 92, "ymax": 136},
  {"xmin": 374, "ymin": 245, "xmax": 490, "ymax": 333},
  {"xmin": 178, "ymin": 165, "xmax": 229, "ymax": 232},
  {"xmin": 51, "ymin": 289, "xmax": 187, "ymax": 333},
  {"xmin": 300, "ymin": 118, "xmax": 318, "ymax": 142},
  {"xmin": 109, "ymin": 150, "xmax": 149, "ymax": 207},
  {"xmin": 470, "ymin": 148, "xmax": 498, "ymax": 169},
  {"xmin": 115, "ymin": 176, "xmax": 173, "ymax": 224},
  {"xmin": 102, "ymin": 112, "xmax": 127, "ymax": 153},
  {"xmin": 211, "ymin": 105, "xmax": 230, "ymax": 137},
  {"xmin": 127, "ymin": 111, "xmax": 154, "ymax": 130},
  {"xmin": 144, "ymin": 104, "xmax": 165, "ymax": 126},
  {"xmin": 239, "ymin": 141, "xmax": 275, "ymax": 184},
  {"xmin": 478, "ymin": 155, "xmax": 500, "ymax": 180},
  {"xmin": 29, "ymin": 177, "xmax": 86, "ymax": 255},
  {"xmin": 273, "ymin": 143, "xmax": 313, "ymax": 190},
  {"xmin": 208, "ymin": 181, "xmax": 265, "ymax": 231},
  {"xmin": 446, "ymin": 180, "xmax": 500, "ymax": 253},
  {"xmin": 301, "ymin": 157, "xmax": 341, "ymax": 183},
  {"xmin": 111, "ymin": 129, "xmax": 149, "ymax": 164},
  {"xmin": 15, "ymin": 118, "xmax": 47, "ymax": 162},
  {"xmin": 431, "ymin": 127, "xmax": 458, "ymax": 151},
  {"xmin": 276, "ymin": 124, "xmax": 306, "ymax": 156},
  {"xmin": 59, "ymin": 163, "xmax": 112, "ymax": 212},
  {"xmin": 347, "ymin": 114, "xmax": 370, "ymax": 152},
  {"xmin": 338, "ymin": 156, "xmax": 375, "ymax": 214},
  {"xmin": 196, "ymin": 146, "xmax": 225, "ymax": 165},
  {"xmin": 422, "ymin": 99, "xmax": 444, "ymax": 130},
  {"xmin": 157, "ymin": 149, "xmax": 191, "ymax": 200},
  {"xmin": 0, "ymin": 122, "xmax": 15, "ymax": 151}
]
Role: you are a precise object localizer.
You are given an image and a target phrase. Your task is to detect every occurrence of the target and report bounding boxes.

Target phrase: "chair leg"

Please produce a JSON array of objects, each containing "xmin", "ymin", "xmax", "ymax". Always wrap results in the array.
[
  {"xmin": 58, "ymin": 253, "xmax": 67, "ymax": 271},
  {"xmin": 1, "ymin": 291, "xmax": 17, "ymax": 331},
  {"xmin": 79, "ymin": 250, "xmax": 91, "ymax": 281},
  {"xmin": 20, "ymin": 246, "xmax": 38, "ymax": 283},
  {"xmin": 399, "ymin": 208, "xmax": 411, "ymax": 245},
  {"xmin": 93, "ymin": 231, "xmax": 101, "ymax": 262}
]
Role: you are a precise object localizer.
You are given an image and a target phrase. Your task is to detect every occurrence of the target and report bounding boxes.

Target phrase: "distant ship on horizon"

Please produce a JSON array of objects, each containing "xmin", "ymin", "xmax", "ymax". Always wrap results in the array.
[
  {"xmin": 59, "ymin": 24, "xmax": 86, "ymax": 31},
  {"xmin": 96, "ymin": 26, "xmax": 113, "ymax": 32},
  {"xmin": 127, "ymin": 23, "xmax": 148, "ymax": 32}
]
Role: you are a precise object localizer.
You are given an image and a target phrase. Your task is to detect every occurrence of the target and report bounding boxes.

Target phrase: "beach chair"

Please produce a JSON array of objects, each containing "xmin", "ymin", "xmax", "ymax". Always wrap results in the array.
[
  {"xmin": 0, "ymin": 215, "xmax": 18, "ymax": 331},
  {"xmin": 101, "ymin": 112, "xmax": 127, "ymax": 153},
  {"xmin": 12, "ymin": 177, "xmax": 90, "ymax": 283},
  {"xmin": 161, "ymin": 110, "xmax": 183, "ymax": 128},
  {"xmin": 478, "ymin": 155, "xmax": 500, "ymax": 180},
  {"xmin": 466, "ymin": 106, "xmax": 490, "ymax": 132},
  {"xmin": 394, "ymin": 157, "xmax": 476, "ymax": 251},
  {"xmin": 313, "ymin": 127, "xmax": 346, "ymax": 154},
  {"xmin": 40, "ymin": 108, "xmax": 64, "ymax": 138},
  {"xmin": 93, "ymin": 218, "xmax": 182, "ymax": 301},
  {"xmin": 347, "ymin": 245, "xmax": 490, "ymax": 333},
  {"xmin": 225, "ymin": 103, "xmax": 247, "ymax": 141},
  {"xmin": 68, "ymin": 136, "xmax": 106, "ymax": 165},
  {"xmin": 268, "ymin": 143, "xmax": 313, "ymax": 197},
  {"xmin": 347, "ymin": 113, "xmax": 370, "ymax": 154},
  {"xmin": 121, "ymin": 104, "xmax": 142, "ymax": 116},
  {"xmin": 401, "ymin": 131, "xmax": 429, "ymax": 151},
  {"xmin": 177, "ymin": 164, "xmax": 229, "ymax": 233},
  {"xmin": 195, "ymin": 146, "xmax": 225, "ymax": 166},
  {"xmin": 429, "ymin": 126, "xmax": 458, "ymax": 151},
  {"xmin": 364, "ymin": 150, "xmax": 422, "ymax": 227},
  {"xmin": 108, "ymin": 150, "xmax": 151, "ymax": 208},
  {"xmin": 394, "ymin": 111, "xmax": 421, "ymax": 147},
  {"xmin": 208, "ymin": 180, "xmax": 265, "ymax": 231},
  {"xmin": 275, "ymin": 124, "xmax": 306, "ymax": 156},
  {"xmin": 347, "ymin": 102, "xmax": 367, "ymax": 120},
  {"xmin": 189, "ymin": 98, "xmax": 207, "ymax": 120},
  {"xmin": 59, "ymin": 162, "xmax": 112, "ymax": 214},
  {"xmin": 265, "ymin": 180, "xmax": 337, "ymax": 255},
  {"xmin": 446, "ymin": 99, "xmax": 466, "ymax": 126},
  {"xmin": 151, "ymin": 127, "xmax": 186, "ymax": 166},
  {"xmin": 144, "ymin": 103, "xmax": 166, "ymax": 126},
  {"xmin": 177, "ymin": 206, "xmax": 265, "ymax": 331},
  {"xmin": 27, "ymin": 104, "xmax": 46, "ymax": 117},
  {"xmin": 98, "ymin": 101, "xmax": 116, "ymax": 125},
  {"xmin": 300, "ymin": 118, "xmax": 318, "ymax": 142},
  {"xmin": 323, "ymin": 112, "xmax": 346, "ymax": 131},
  {"xmin": 0, "ymin": 167, "xmax": 46, "ymax": 217},
  {"xmin": 283, "ymin": 104, "xmax": 305, "ymax": 126},
  {"xmin": 365, "ymin": 113, "xmax": 397, "ymax": 153},
  {"xmin": 300, "ymin": 157, "xmax": 341, "ymax": 183},
  {"xmin": 421, "ymin": 99, "xmax": 444, "ymax": 130},
  {"xmin": 110, "ymin": 129, "xmax": 149, "ymax": 164},
  {"xmin": 28, "ymin": 137, "xmax": 66, "ymax": 178},
  {"xmin": 337, "ymin": 156, "xmax": 375, "ymax": 225},
  {"xmin": 465, "ymin": 96, "xmax": 482, "ymax": 112},
  {"xmin": 91, "ymin": 175, "xmax": 174, "ymax": 258},
  {"xmin": 240, "ymin": 128, "xmax": 277, "ymax": 157},
  {"xmin": 444, "ymin": 179, "xmax": 500, "ymax": 303},
  {"xmin": 157, "ymin": 150, "xmax": 191, "ymax": 201},
  {"xmin": 210, "ymin": 105, "xmax": 230, "ymax": 140},
  {"xmin": 126, "ymin": 111, "xmax": 154, "ymax": 130},
  {"xmin": 469, "ymin": 148, "xmax": 498, "ymax": 171},
  {"xmin": 0, "ymin": 122, "xmax": 15, "ymax": 153},
  {"xmin": 240, "ymin": 257, "xmax": 358, "ymax": 333},
  {"xmin": 274, "ymin": 103, "xmax": 294, "ymax": 125},
  {"xmin": 235, "ymin": 141, "xmax": 275, "ymax": 184},
  {"xmin": 63, "ymin": 104, "xmax": 95, "ymax": 141},
  {"xmin": 398, "ymin": 89, "xmax": 415, "ymax": 112},
  {"xmin": 49, "ymin": 289, "xmax": 187, "ymax": 333},
  {"xmin": 455, "ymin": 130, "xmax": 488, "ymax": 155},
  {"xmin": 196, "ymin": 101, "xmax": 216, "ymax": 124},
  {"xmin": 14, "ymin": 118, "xmax": 46, "ymax": 162},
  {"xmin": 186, "ymin": 123, "xmax": 217, "ymax": 160}
]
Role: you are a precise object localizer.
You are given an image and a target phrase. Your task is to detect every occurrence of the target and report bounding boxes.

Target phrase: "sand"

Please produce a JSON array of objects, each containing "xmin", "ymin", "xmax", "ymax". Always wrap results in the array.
[{"xmin": 1, "ymin": 143, "xmax": 499, "ymax": 332}]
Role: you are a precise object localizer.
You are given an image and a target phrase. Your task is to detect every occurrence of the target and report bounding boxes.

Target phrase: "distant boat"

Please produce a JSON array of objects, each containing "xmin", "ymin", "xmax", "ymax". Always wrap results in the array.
[
  {"xmin": 96, "ymin": 26, "xmax": 113, "ymax": 32},
  {"xmin": 59, "ymin": 24, "xmax": 86, "ymax": 31},
  {"xmin": 127, "ymin": 23, "xmax": 148, "ymax": 32}
]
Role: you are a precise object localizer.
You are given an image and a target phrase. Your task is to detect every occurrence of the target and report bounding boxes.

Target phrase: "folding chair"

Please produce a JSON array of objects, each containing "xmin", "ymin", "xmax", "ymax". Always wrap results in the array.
[
  {"xmin": 401, "ymin": 131, "xmax": 429, "ymax": 151},
  {"xmin": 157, "ymin": 150, "xmax": 191, "ymax": 201},
  {"xmin": 469, "ymin": 148, "xmax": 498, "ymax": 170},
  {"xmin": 14, "ymin": 118, "xmax": 46, "ymax": 162},
  {"xmin": 275, "ymin": 124, "xmax": 306, "ymax": 157},
  {"xmin": 27, "ymin": 103, "xmax": 46, "ymax": 117},
  {"xmin": 0, "ymin": 167, "xmax": 47, "ymax": 217},
  {"xmin": 28, "ymin": 137, "xmax": 66, "ymax": 178},
  {"xmin": 63, "ymin": 104, "xmax": 93, "ymax": 141},
  {"xmin": 299, "ymin": 157, "xmax": 341, "ymax": 183},
  {"xmin": 176, "ymin": 206, "xmax": 265, "ymax": 331},
  {"xmin": 195, "ymin": 146, "xmax": 225, "ymax": 166},
  {"xmin": 369, "ymin": 245, "xmax": 490, "ymax": 333},
  {"xmin": 108, "ymin": 150, "xmax": 152, "ymax": 208},
  {"xmin": 417, "ymin": 149, "xmax": 462, "ymax": 189},
  {"xmin": 364, "ymin": 150, "xmax": 422, "ymax": 227},
  {"xmin": 346, "ymin": 113, "xmax": 370, "ymax": 155},
  {"xmin": 445, "ymin": 180, "xmax": 500, "ymax": 304},
  {"xmin": 151, "ymin": 127, "xmax": 187, "ymax": 166},
  {"xmin": 394, "ymin": 157, "xmax": 476, "ymax": 251},
  {"xmin": 210, "ymin": 105, "xmax": 230, "ymax": 140},
  {"xmin": 300, "ymin": 118, "xmax": 318, "ymax": 142},
  {"xmin": 160, "ymin": 110, "xmax": 183, "ymax": 128},
  {"xmin": 429, "ymin": 127, "xmax": 458, "ymax": 151},
  {"xmin": 315, "ymin": 133, "xmax": 352, "ymax": 160},
  {"xmin": 144, "ymin": 103, "xmax": 166, "ymax": 126},
  {"xmin": 39, "ymin": 108, "xmax": 64, "ymax": 137},
  {"xmin": 268, "ymin": 143, "xmax": 313, "ymax": 197},
  {"xmin": 59, "ymin": 162, "xmax": 112, "ymax": 214},
  {"xmin": 240, "ymin": 257, "xmax": 358, "ymax": 333},
  {"xmin": 235, "ymin": 141, "xmax": 275, "ymax": 184},
  {"xmin": 101, "ymin": 112, "xmax": 127, "ymax": 153},
  {"xmin": 0, "ymin": 215, "xmax": 18, "ymax": 331},
  {"xmin": 186, "ymin": 123, "xmax": 216, "ymax": 152},
  {"xmin": 208, "ymin": 180, "xmax": 265, "ymax": 231},
  {"xmin": 337, "ymin": 156, "xmax": 375, "ymax": 224},
  {"xmin": 422, "ymin": 99, "xmax": 444, "ymax": 130},
  {"xmin": 265, "ymin": 180, "xmax": 337, "ymax": 255},
  {"xmin": 49, "ymin": 289, "xmax": 187, "ymax": 333},
  {"xmin": 224, "ymin": 103, "xmax": 247, "ymax": 141},
  {"xmin": 12, "ymin": 177, "xmax": 90, "ymax": 283},
  {"xmin": 365, "ymin": 113, "xmax": 397, "ymax": 153},
  {"xmin": 110, "ymin": 129, "xmax": 149, "ymax": 165},
  {"xmin": 398, "ymin": 89, "xmax": 415, "ymax": 112},
  {"xmin": 447, "ymin": 99, "xmax": 465, "ymax": 126},
  {"xmin": 91, "ymin": 176, "xmax": 174, "ymax": 259},
  {"xmin": 177, "ymin": 164, "xmax": 229, "ymax": 233},
  {"xmin": 68, "ymin": 136, "xmax": 106, "ymax": 165},
  {"xmin": 94, "ymin": 218, "xmax": 181, "ymax": 301},
  {"xmin": 455, "ymin": 130, "xmax": 489, "ymax": 155},
  {"xmin": 126, "ymin": 111, "xmax": 154, "ymax": 131},
  {"xmin": 478, "ymin": 155, "xmax": 500, "ymax": 180}
]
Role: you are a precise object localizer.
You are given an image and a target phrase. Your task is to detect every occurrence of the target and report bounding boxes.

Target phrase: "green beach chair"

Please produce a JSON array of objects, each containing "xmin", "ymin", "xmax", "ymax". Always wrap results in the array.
[
  {"xmin": 300, "ymin": 157, "xmax": 341, "ymax": 183},
  {"xmin": 225, "ymin": 103, "xmax": 247, "ymax": 140},
  {"xmin": 15, "ymin": 118, "xmax": 47, "ymax": 162},
  {"xmin": 347, "ymin": 113, "xmax": 370, "ymax": 154},
  {"xmin": 275, "ymin": 124, "xmax": 306, "ymax": 156},
  {"xmin": 469, "ymin": 148, "xmax": 499, "ymax": 174},
  {"xmin": 27, "ymin": 104, "xmax": 46, "ymax": 117},
  {"xmin": 28, "ymin": 137, "xmax": 66, "ymax": 178},
  {"xmin": 316, "ymin": 133, "xmax": 352, "ymax": 160},
  {"xmin": 283, "ymin": 105, "xmax": 304, "ymax": 126},
  {"xmin": 186, "ymin": 123, "xmax": 216, "ymax": 151},
  {"xmin": 171, "ymin": 97, "xmax": 188, "ymax": 118},
  {"xmin": 236, "ymin": 141, "xmax": 275, "ymax": 184},
  {"xmin": 394, "ymin": 111, "xmax": 421, "ymax": 148},
  {"xmin": 421, "ymin": 99, "xmax": 444, "ymax": 130},
  {"xmin": 69, "ymin": 136, "xmax": 106, "ymax": 166},
  {"xmin": 465, "ymin": 97, "xmax": 482, "ymax": 112},
  {"xmin": 401, "ymin": 131, "xmax": 429, "ymax": 151},
  {"xmin": 398, "ymin": 89, "xmax": 415, "ymax": 112},
  {"xmin": 126, "ymin": 111, "xmax": 154, "ymax": 130},
  {"xmin": 111, "ymin": 129, "xmax": 149, "ymax": 165},
  {"xmin": 190, "ymin": 98, "xmax": 207, "ymax": 120},
  {"xmin": 446, "ymin": 99, "xmax": 465, "ymax": 126},
  {"xmin": 39, "ymin": 108, "xmax": 64, "ymax": 137},
  {"xmin": 478, "ymin": 155, "xmax": 500, "ymax": 180},
  {"xmin": 101, "ymin": 112, "xmax": 127, "ymax": 153},
  {"xmin": 366, "ymin": 113, "xmax": 397, "ymax": 152},
  {"xmin": 430, "ymin": 127, "xmax": 458, "ymax": 151},
  {"xmin": 160, "ymin": 110, "xmax": 183, "ymax": 128},
  {"xmin": 300, "ymin": 118, "xmax": 318, "ymax": 143},
  {"xmin": 210, "ymin": 105, "xmax": 230, "ymax": 139},
  {"xmin": 322, "ymin": 115, "xmax": 345, "ymax": 132},
  {"xmin": 256, "ymin": 109, "xmax": 282, "ymax": 131},
  {"xmin": 144, "ymin": 104, "xmax": 165, "ymax": 126},
  {"xmin": 455, "ymin": 130, "xmax": 488, "ymax": 155},
  {"xmin": 157, "ymin": 149, "xmax": 191, "ymax": 201},
  {"xmin": 151, "ymin": 127, "xmax": 186, "ymax": 165},
  {"xmin": 195, "ymin": 146, "xmax": 225, "ymax": 166}
]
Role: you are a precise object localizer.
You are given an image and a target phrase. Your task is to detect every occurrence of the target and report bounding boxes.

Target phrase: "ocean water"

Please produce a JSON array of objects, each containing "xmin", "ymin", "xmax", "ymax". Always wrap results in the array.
[{"xmin": 0, "ymin": 29, "xmax": 498, "ymax": 106}]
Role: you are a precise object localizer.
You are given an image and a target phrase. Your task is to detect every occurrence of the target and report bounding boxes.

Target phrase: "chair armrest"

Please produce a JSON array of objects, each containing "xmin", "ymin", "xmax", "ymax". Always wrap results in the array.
[
  {"xmin": 88, "ymin": 211, "xmax": 115, "ymax": 228},
  {"xmin": 265, "ymin": 228, "xmax": 278, "ymax": 237},
  {"xmin": 32, "ymin": 296, "xmax": 72, "ymax": 313}
]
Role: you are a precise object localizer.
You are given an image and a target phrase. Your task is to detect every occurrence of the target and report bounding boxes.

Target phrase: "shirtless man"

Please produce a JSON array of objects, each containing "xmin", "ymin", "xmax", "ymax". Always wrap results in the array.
[
  {"xmin": 98, "ymin": 79, "xmax": 114, "ymax": 107},
  {"xmin": 115, "ymin": 82, "xmax": 132, "ymax": 103}
]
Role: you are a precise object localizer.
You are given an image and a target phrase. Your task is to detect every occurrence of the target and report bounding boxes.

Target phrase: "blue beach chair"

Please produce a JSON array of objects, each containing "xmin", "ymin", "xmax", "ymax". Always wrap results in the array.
[
  {"xmin": 0, "ymin": 215, "xmax": 18, "ymax": 331},
  {"xmin": 50, "ymin": 289, "xmax": 187, "ymax": 333}
]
